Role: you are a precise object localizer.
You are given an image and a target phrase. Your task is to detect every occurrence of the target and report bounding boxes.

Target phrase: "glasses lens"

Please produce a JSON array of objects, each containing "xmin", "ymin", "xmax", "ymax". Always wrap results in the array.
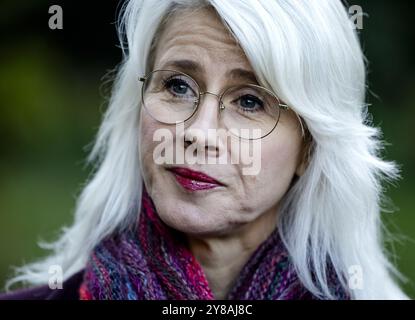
[
  {"xmin": 221, "ymin": 85, "xmax": 281, "ymax": 139},
  {"xmin": 142, "ymin": 70, "xmax": 199, "ymax": 123}
]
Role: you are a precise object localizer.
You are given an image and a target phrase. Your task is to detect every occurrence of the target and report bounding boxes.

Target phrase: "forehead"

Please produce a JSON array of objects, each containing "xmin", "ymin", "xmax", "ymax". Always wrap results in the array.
[{"xmin": 153, "ymin": 7, "xmax": 256, "ymax": 82}]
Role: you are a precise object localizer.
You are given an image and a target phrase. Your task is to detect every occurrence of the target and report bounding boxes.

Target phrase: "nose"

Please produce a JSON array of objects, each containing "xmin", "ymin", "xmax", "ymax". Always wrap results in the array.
[{"xmin": 181, "ymin": 92, "xmax": 226, "ymax": 158}]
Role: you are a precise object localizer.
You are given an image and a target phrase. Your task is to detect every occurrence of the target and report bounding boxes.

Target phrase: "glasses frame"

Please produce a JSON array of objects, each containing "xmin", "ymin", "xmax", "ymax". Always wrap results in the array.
[{"xmin": 138, "ymin": 69, "xmax": 291, "ymax": 140}]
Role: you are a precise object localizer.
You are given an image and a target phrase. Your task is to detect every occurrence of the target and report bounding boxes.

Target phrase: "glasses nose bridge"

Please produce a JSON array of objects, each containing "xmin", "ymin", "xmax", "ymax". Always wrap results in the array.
[{"xmin": 199, "ymin": 91, "xmax": 225, "ymax": 111}]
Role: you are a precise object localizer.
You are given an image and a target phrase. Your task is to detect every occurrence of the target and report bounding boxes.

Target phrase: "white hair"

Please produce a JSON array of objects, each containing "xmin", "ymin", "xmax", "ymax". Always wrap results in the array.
[{"xmin": 6, "ymin": 0, "xmax": 408, "ymax": 299}]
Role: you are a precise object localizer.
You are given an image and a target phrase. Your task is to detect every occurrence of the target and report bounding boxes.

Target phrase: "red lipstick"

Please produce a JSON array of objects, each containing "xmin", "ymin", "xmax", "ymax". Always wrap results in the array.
[{"xmin": 167, "ymin": 167, "xmax": 225, "ymax": 191}]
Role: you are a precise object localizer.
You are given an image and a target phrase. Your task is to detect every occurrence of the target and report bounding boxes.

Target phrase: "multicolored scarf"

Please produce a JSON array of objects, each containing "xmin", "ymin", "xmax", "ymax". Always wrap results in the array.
[{"xmin": 79, "ymin": 185, "xmax": 347, "ymax": 300}]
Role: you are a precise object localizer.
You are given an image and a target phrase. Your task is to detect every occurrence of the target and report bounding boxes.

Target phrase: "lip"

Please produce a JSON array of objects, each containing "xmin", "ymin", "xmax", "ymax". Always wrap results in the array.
[{"xmin": 166, "ymin": 167, "xmax": 225, "ymax": 191}]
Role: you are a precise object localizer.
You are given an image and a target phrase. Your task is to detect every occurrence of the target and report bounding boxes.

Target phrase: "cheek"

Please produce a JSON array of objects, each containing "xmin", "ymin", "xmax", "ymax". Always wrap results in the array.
[
  {"xmin": 265, "ymin": 133, "xmax": 302, "ymax": 193},
  {"xmin": 241, "ymin": 132, "xmax": 302, "ymax": 207},
  {"xmin": 139, "ymin": 112, "xmax": 155, "ymax": 156},
  {"xmin": 138, "ymin": 111, "xmax": 166, "ymax": 187},
  {"xmin": 262, "ymin": 114, "xmax": 303, "ymax": 180},
  {"xmin": 262, "ymin": 139, "xmax": 299, "ymax": 177}
]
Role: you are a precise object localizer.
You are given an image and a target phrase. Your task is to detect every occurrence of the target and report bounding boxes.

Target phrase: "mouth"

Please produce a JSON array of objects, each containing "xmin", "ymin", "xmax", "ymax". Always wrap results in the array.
[{"xmin": 166, "ymin": 166, "xmax": 225, "ymax": 191}]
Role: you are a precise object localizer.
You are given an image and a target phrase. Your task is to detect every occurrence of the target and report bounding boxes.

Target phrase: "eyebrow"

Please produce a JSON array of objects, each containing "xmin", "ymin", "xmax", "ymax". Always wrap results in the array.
[{"xmin": 160, "ymin": 59, "xmax": 259, "ymax": 84}]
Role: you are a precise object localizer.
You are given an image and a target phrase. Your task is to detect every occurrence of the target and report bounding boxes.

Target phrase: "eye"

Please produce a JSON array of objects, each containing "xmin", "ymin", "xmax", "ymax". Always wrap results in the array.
[
  {"xmin": 162, "ymin": 77, "xmax": 196, "ymax": 97},
  {"xmin": 236, "ymin": 94, "xmax": 264, "ymax": 112}
]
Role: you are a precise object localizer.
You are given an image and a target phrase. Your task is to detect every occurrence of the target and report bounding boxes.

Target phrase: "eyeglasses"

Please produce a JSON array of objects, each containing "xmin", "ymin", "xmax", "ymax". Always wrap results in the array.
[{"xmin": 138, "ymin": 69, "xmax": 291, "ymax": 140}]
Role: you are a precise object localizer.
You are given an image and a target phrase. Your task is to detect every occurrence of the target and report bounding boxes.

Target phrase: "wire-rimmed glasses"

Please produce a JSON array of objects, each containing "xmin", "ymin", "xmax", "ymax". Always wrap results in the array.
[{"xmin": 138, "ymin": 69, "xmax": 290, "ymax": 140}]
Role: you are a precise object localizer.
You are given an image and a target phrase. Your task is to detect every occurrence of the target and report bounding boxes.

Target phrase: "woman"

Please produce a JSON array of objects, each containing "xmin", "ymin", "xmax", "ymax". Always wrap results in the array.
[{"xmin": 1, "ymin": 0, "xmax": 408, "ymax": 299}]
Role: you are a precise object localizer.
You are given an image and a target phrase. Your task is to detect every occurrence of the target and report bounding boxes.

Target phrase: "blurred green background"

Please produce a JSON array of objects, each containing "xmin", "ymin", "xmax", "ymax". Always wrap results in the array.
[{"xmin": 0, "ymin": 1, "xmax": 414, "ymax": 297}]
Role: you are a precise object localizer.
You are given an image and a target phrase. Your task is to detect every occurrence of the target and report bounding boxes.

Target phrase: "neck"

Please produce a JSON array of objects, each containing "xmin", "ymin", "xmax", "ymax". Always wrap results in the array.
[{"xmin": 186, "ymin": 207, "xmax": 278, "ymax": 299}]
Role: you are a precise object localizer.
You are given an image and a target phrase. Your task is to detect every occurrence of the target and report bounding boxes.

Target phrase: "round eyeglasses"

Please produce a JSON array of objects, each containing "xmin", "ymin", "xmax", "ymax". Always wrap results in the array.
[{"xmin": 138, "ymin": 69, "xmax": 290, "ymax": 140}]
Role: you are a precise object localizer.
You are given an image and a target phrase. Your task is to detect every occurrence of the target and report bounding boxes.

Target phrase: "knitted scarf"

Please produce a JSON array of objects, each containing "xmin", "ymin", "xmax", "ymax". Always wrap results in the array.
[{"xmin": 79, "ymin": 186, "xmax": 347, "ymax": 300}]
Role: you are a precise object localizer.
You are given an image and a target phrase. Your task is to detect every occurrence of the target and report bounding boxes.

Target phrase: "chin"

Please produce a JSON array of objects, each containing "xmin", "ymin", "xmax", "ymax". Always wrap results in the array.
[
  {"xmin": 157, "ymin": 209, "xmax": 229, "ymax": 237},
  {"xmin": 162, "ymin": 211, "xmax": 245, "ymax": 239}
]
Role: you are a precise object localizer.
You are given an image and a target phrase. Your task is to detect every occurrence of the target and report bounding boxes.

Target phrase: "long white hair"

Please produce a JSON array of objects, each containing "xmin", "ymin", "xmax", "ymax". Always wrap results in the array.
[{"xmin": 6, "ymin": 0, "xmax": 408, "ymax": 299}]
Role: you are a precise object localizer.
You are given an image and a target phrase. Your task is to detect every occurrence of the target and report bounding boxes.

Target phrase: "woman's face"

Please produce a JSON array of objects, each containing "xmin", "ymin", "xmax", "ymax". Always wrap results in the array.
[{"xmin": 139, "ymin": 7, "xmax": 304, "ymax": 236}]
